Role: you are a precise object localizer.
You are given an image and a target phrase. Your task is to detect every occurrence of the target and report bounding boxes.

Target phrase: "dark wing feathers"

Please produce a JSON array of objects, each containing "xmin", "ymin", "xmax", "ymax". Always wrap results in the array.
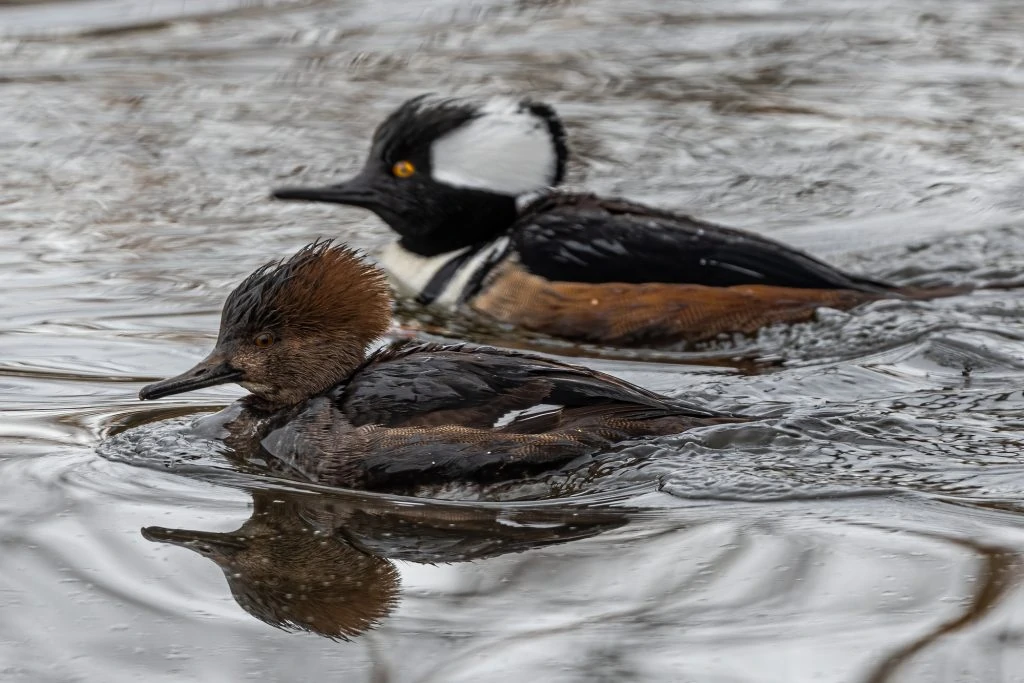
[
  {"xmin": 336, "ymin": 342, "xmax": 725, "ymax": 428},
  {"xmin": 513, "ymin": 194, "xmax": 893, "ymax": 292}
]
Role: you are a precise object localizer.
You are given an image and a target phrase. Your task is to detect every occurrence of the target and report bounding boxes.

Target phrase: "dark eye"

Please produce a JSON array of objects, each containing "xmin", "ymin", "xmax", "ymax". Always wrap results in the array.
[
  {"xmin": 392, "ymin": 160, "xmax": 415, "ymax": 178},
  {"xmin": 253, "ymin": 332, "xmax": 275, "ymax": 349}
]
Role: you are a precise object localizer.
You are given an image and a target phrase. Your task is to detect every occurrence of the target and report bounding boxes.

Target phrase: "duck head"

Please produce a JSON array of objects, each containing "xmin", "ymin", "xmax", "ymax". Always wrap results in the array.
[
  {"xmin": 139, "ymin": 240, "xmax": 391, "ymax": 407},
  {"xmin": 272, "ymin": 94, "xmax": 568, "ymax": 255}
]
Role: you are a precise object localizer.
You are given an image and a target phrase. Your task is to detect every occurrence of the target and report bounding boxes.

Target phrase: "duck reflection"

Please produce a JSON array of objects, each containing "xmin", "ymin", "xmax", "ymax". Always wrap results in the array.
[
  {"xmin": 142, "ymin": 487, "xmax": 629, "ymax": 640},
  {"xmin": 142, "ymin": 492, "xmax": 399, "ymax": 640}
]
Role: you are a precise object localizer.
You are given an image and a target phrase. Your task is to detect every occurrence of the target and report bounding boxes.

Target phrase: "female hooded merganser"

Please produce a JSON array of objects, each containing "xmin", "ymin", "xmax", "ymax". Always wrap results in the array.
[
  {"xmin": 142, "ymin": 488, "xmax": 626, "ymax": 638},
  {"xmin": 143, "ymin": 491, "xmax": 401, "ymax": 640},
  {"xmin": 138, "ymin": 240, "xmax": 744, "ymax": 491},
  {"xmin": 273, "ymin": 94, "xmax": 962, "ymax": 346}
]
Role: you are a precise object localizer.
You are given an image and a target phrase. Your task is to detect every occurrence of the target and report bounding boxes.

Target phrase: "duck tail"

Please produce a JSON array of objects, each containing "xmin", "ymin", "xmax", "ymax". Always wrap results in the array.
[{"xmin": 894, "ymin": 283, "xmax": 976, "ymax": 300}]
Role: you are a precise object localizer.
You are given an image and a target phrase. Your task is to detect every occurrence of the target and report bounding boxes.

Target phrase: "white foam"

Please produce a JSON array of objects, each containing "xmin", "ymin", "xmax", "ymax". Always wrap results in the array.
[{"xmin": 430, "ymin": 98, "xmax": 557, "ymax": 196}]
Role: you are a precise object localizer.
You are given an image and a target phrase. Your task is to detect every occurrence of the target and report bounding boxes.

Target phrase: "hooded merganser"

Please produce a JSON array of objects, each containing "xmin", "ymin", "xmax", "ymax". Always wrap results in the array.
[
  {"xmin": 143, "ymin": 491, "xmax": 400, "ymax": 640},
  {"xmin": 273, "ymin": 94, "xmax": 963, "ymax": 346},
  {"xmin": 138, "ymin": 240, "xmax": 744, "ymax": 491},
  {"xmin": 142, "ymin": 488, "xmax": 627, "ymax": 638}
]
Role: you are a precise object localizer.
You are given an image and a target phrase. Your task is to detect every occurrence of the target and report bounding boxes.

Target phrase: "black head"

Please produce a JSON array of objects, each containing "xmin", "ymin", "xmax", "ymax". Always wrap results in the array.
[
  {"xmin": 139, "ymin": 240, "xmax": 392, "ymax": 407},
  {"xmin": 273, "ymin": 94, "xmax": 569, "ymax": 256}
]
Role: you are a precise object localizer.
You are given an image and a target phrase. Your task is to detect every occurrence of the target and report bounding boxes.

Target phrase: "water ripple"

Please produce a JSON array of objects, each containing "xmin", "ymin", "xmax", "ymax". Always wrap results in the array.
[{"xmin": 4, "ymin": 0, "xmax": 1024, "ymax": 679}]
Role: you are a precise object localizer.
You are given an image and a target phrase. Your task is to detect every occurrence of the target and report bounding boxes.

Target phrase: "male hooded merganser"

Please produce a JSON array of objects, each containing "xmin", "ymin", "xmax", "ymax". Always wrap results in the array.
[
  {"xmin": 273, "ymin": 94, "xmax": 962, "ymax": 346},
  {"xmin": 138, "ymin": 240, "xmax": 744, "ymax": 491}
]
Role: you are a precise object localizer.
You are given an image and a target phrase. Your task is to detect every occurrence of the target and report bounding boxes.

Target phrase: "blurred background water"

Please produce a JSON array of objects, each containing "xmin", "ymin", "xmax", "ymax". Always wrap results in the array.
[{"xmin": 3, "ymin": 0, "xmax": 1024, "ymax": 680}]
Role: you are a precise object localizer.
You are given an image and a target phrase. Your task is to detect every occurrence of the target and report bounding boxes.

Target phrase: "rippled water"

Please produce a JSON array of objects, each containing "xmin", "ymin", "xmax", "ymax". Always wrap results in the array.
[{"xmin": 3, "ymin": 0, "xmax": 1024, "ymax": 680}]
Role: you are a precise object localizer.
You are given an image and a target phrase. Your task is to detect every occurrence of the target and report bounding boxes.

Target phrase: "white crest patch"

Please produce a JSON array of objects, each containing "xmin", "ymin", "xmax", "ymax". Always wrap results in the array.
[{"xmin": 430, "ymin": 98, "xmax": 557, "ymax": 196}]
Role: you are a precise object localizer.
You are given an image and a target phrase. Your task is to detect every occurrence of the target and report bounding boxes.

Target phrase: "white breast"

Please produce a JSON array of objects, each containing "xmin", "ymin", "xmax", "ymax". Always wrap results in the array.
[
  {"xmin": 378, "ymin": 242, "xmax": 465, "ymax": 301},
  {"xmin": 435, "ymin": 237, "xmax": 510, "ymax": 307},
  {"xmin": 377, "ymin": 238, "xmax": 510, "ymax": 309}
]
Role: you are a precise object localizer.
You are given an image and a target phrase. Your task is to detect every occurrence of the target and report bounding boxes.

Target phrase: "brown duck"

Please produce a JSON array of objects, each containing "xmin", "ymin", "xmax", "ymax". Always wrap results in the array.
[
  {"xmin": 142, "ymin": 488, "xmax": 628, "ymax": 638},
  {"xmin": 139, "ymin": 240, "xmax": 745, "ymax": 491}
]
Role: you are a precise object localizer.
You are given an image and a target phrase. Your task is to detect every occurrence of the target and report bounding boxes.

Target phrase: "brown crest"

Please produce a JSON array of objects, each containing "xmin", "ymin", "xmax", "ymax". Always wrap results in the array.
[{"xmin": 220, "ymin": 239, "xmax": 392, "ymax": 344}]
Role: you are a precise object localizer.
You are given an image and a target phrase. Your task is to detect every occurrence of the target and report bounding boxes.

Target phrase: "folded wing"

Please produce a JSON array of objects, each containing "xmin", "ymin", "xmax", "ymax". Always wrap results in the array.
[
  {"xmin": 512, "ymin": 194, "xmax": 893, "ymax": 292},
  {"xmin": 336, "ymin": 342, "xmax": 727, "ymax": 429}
]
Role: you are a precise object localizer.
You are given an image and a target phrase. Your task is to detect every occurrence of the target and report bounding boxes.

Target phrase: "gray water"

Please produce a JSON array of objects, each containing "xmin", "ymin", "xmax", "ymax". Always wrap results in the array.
[{"xmin": 3, "ymin": 0, "xmax": 1024, "ymax": 680}]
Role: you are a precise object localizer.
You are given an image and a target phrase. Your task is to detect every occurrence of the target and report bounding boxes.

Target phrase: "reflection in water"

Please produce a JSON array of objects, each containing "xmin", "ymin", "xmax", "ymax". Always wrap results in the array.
[
  {"xmin": 142, "ymin": 487, "xmax": 629, "ymax": 639},
  {"xmin": 141, "ymin": 492, "xmax": 400, "ymax": 640},
  {"xmin": 865, "ymin": 532, "xmax": 1021, "ymax": 683}
]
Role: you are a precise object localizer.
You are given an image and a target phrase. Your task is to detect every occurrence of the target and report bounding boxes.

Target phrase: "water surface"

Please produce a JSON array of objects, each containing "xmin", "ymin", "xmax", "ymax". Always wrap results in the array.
[{"xmin": 2, "ymin": 0, "xmax": 1024, "ymax": 680}]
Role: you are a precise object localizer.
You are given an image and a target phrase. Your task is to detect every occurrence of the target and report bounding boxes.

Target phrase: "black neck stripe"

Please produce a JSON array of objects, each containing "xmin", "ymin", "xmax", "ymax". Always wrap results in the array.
[{"xmin": 415, "ymin": 245, "xmax": 484, "ymax": 306}]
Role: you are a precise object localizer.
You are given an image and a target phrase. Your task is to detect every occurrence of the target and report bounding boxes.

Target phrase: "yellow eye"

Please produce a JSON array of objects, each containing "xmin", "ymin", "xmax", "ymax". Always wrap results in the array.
[
  {"xmin": 253, "ymin": 332, "xmax": 275, "ymax": 349},
  {"xmin": 392, "ymin": 160, "xmax": 416, "ymax": 178}
]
